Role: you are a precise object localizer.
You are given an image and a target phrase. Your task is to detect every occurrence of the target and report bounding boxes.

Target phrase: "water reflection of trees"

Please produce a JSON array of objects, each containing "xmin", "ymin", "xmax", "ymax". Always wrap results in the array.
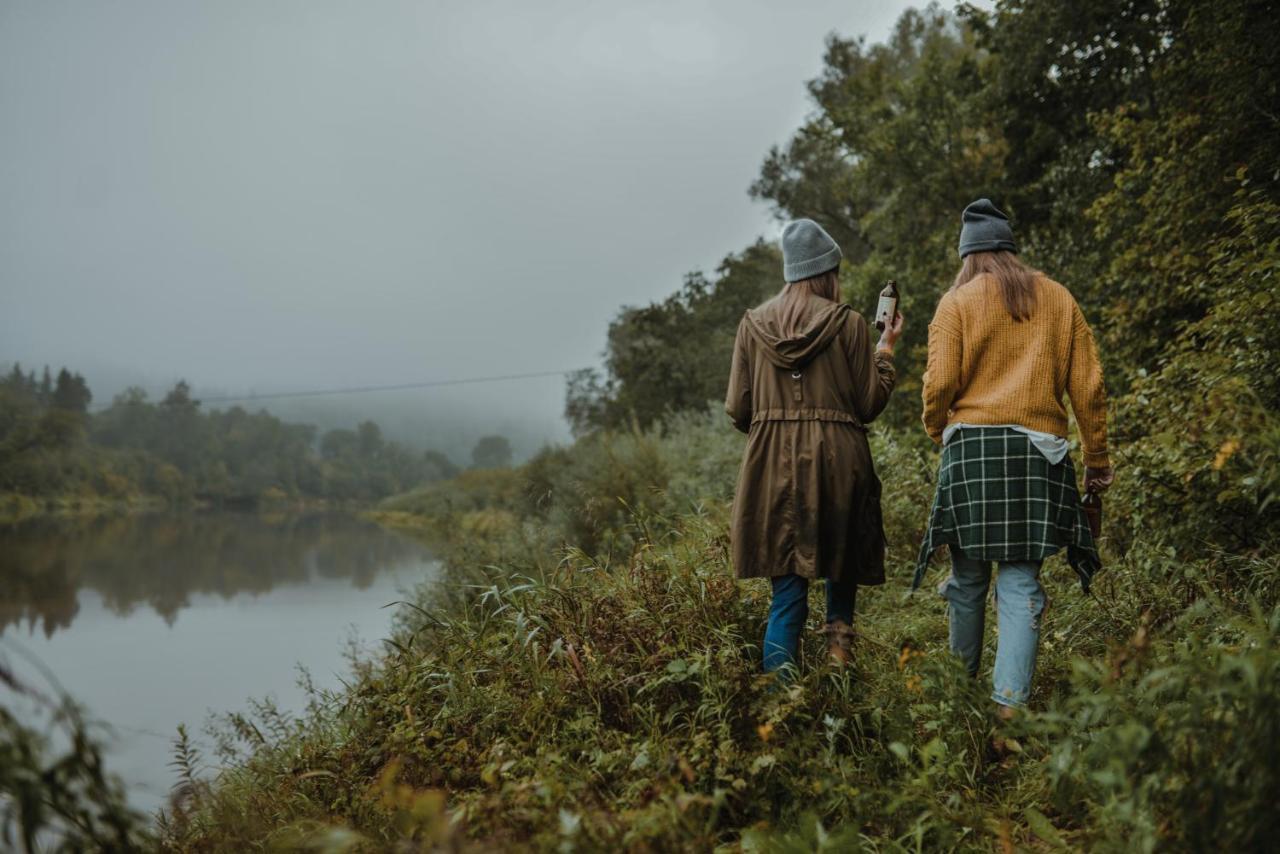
[{"xmin": 0, "ymin": 513, "xmax": 434, "ymax": 637}]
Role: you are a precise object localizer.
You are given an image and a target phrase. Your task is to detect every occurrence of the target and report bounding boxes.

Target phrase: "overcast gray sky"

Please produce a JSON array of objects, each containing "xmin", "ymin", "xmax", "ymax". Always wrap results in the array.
[{"xmin": 1, "ymin": 0, "xmax": 920, "ymax": 455}]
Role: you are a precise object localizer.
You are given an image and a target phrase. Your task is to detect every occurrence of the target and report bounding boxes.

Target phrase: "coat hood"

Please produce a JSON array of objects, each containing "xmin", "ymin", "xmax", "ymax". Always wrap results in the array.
[{"xmin": 743, "ymin": 296, "xmax": 850, "ymax": 370}]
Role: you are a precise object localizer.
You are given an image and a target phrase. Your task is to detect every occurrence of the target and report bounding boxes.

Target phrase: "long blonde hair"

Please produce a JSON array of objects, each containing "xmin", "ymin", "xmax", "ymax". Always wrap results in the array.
[
  {"xmin": 953, "ymin": 250, "xmax": 1039, "ymax": 321},
  {"xmin": 777, "ymin": 268, "xmax": 840, "ymax": 336}
]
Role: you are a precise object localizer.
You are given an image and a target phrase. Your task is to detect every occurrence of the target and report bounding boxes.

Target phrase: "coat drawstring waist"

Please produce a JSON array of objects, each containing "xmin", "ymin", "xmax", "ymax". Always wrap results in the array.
[{"xmin": 749, "ymin": 408, "xmax": 866, "ymax": 430}]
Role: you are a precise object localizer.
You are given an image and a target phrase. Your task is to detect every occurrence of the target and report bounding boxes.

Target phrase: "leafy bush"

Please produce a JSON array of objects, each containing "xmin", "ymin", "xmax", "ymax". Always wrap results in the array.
[
  {"xmin": 1105, "ymin": 191, "xmax": 1280, "ymax": 559},
  {"xmin": 380, "ymin": 409, "xmax": 745, "ymax": 566},
  {"xmin": 1, "ymin": 660, "xmax": 151, "ymax": 851},
  {"xmin": 1032, "ymin": 597, "xmax": 1280, "ymax": 852}
]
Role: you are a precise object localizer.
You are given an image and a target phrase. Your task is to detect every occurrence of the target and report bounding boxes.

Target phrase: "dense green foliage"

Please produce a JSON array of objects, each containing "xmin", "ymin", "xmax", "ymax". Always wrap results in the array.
[{"xmin": 0, "ymin": 368, "xmax": 462, "ymax": 516}]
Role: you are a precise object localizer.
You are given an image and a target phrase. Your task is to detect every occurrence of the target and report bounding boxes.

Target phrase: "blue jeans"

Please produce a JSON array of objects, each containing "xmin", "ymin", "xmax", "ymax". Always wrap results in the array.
[
  {"xmin": 940, "ymin": 550, "xmax": 1046, "ymax": 707},
  {"xmin": 763, "ymin": 574, "xmax": 857, "ymax": 673}
]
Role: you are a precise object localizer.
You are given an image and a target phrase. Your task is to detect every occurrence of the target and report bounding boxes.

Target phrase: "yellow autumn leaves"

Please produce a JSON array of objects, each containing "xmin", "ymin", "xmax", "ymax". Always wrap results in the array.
[{"xmin": 1213, "ymin": 437, "xmax": 1241, "ymax": 471}]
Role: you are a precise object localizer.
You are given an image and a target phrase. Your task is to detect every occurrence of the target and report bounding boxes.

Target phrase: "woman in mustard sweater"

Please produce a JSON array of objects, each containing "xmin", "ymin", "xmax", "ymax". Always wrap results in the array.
[{"xmin": 917, "ymin": 199, "xmax": 1113, "ymax": 714}]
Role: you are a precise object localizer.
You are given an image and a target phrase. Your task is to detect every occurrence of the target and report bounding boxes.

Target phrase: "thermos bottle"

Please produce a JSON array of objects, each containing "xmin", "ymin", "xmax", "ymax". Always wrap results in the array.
[{"xmin": 875, "ymin": 280, "xmax": 899, "ymax": 331}]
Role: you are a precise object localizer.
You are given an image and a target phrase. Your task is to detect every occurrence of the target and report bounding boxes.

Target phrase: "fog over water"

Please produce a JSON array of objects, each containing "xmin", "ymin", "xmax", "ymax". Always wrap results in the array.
[{"xmin": 1, "ymin": 0, "xmax": 916, "ymax": 459}]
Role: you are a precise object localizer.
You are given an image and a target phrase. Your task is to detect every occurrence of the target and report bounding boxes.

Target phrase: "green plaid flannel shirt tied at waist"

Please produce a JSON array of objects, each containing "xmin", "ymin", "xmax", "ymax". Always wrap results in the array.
[{"xmin": 914, "ymin": 426, "xmax": 1101, "ymax": 591}]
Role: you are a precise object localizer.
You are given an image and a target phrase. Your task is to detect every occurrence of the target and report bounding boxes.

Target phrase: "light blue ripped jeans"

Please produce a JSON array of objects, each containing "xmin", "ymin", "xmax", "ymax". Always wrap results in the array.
[{"xmin": 939, "ymin": 549, "xmax": 1047, "ymax": 708}]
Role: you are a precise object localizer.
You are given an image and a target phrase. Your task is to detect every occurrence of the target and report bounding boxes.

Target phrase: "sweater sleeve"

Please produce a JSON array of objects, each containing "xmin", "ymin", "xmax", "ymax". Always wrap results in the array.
[
  {"xmin": 846, "ymin": 310, "xmax": 896, "ymax": 424},
  {"xmin": 724, "ymin": 318, "xmax": 753, "ymax": 434},
  {"xmin": 921, "ymin": 294, "xmax": 962, "ymax": 444},
  {"xmin": 1066, "ymin": 301, "xmax": 1111, "ymax": 468}
]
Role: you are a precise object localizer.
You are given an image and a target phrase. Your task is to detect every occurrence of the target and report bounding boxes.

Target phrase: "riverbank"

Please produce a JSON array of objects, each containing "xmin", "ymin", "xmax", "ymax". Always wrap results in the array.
[
  {"xmin": 0, "ymin": 491, "xmax": 168, "ymax": 526},
  {"xmin": 152, "ymin": 415, "xmax": 1280, "ymax": 851},
  {"xmin": 0, "ymin": 490, "xmax": 386, "ymax": 527}
]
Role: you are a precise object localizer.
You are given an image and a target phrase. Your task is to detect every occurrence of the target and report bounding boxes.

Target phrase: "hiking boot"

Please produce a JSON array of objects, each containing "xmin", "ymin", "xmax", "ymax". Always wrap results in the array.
[
  {"xmin": 823, "ymin": 619, "xmax": 855, "ymax": 665},
  {"xmin": 987, "ymin": 703, "xmax": 1023, "ymax": 766}
]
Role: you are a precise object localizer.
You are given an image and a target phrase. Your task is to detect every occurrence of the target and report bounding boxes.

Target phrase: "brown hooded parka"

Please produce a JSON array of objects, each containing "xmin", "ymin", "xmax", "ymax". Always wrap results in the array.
[{"xmin": 725, "ymin": 288, "xmax": 896, "ymax": 584}]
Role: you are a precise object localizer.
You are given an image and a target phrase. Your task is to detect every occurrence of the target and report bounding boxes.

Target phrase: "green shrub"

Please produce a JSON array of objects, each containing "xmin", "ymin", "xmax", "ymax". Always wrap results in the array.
[
  {"xmin": 1032, "ymin": 599, "xmax": 1280, "ymax": 852},
  {"xmin": 1, "ymin": 664, "xmax": 151, "ymax": 850}
]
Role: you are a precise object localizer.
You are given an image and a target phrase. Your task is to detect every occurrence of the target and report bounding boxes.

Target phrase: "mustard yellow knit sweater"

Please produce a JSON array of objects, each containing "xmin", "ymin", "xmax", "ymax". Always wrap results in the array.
[{"xmin": 921, "ymin": 274, "xmax": 1111, "ymax": 468}]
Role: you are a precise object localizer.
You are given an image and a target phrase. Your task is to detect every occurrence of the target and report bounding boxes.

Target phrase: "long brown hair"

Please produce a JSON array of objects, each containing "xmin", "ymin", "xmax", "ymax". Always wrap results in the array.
[
  {"xmin": 952, "ymin": 250, "xmax": 1039, "ymax": 321},
  {"xmin": 776, "ymin": 267, "xmax": 841, "ymax": 336}
]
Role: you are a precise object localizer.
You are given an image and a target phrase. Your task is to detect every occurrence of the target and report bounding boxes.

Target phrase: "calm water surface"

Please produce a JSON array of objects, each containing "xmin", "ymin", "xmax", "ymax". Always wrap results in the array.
[{"xmin": 0, "ymin": 511, "xmax": 438, "ymax": 817}]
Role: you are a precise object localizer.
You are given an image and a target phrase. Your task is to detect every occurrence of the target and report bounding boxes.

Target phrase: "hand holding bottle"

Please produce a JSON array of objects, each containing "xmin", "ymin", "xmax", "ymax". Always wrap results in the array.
[{"xmin": 877, "ymin": 310, "xmax": 904, "ymax": 354}]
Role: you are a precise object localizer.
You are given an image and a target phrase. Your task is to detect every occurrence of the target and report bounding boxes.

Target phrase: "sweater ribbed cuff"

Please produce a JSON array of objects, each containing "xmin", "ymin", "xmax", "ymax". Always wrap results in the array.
[{"xmin": 1083, "ymin": 449, "xmax": 1111, "ymax": 468}]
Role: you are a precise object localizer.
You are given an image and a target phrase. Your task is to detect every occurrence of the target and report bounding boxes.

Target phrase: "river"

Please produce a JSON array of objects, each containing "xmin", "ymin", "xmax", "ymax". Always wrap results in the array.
[{"xmin": 0, "ymin": 511, "xmax": 438, "ymax": 818}]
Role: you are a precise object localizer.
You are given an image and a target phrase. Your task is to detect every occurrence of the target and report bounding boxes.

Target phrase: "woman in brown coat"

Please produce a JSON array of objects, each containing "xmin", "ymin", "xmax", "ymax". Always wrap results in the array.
[{"xmin": 725, "ymin": 219, "xmax": 901, "ymax": 674}]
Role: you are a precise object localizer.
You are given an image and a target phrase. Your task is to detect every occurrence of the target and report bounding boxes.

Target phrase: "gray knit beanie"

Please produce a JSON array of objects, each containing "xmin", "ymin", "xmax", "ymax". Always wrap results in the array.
[
  {"xmin": 781, "ymin": 219, "xmax": 842, "ymax": 282},
  {"xmin": 958, "ymin": 198, "xmax": 1017, "ymax": 258}
]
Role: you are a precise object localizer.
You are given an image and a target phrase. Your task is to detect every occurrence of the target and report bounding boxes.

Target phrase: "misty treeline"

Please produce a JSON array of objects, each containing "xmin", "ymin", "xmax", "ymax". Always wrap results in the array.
[
  {"xmin": 0, "ymin": 365, "xmax": 505, "ymax": 509},
  {"xmin": 567, "ymin": 0, "xmax": 1280, "ymax": 554}
]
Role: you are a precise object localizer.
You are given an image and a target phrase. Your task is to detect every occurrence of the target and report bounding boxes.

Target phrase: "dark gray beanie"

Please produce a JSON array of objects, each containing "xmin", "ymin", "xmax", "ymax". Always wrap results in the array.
[
  {"xmin": 781, "ymin": 219, "xmax": 842, "ymax": 282},
  {"xmin": 958, "ymin": 198, "xmax": 1017, "ymax": 258}
]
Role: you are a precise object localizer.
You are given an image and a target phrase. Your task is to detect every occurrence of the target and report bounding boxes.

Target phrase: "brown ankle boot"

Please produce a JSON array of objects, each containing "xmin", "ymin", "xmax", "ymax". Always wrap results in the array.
[{"xmin": 823, "ymin": 620, "xmax": 855, "ymax": 665}]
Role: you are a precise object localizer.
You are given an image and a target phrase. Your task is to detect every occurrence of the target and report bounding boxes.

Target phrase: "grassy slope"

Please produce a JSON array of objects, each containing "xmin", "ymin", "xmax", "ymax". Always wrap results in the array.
[{"xmin": 159, "ymin": 415, "xmax": 1280, "ymax": 852}]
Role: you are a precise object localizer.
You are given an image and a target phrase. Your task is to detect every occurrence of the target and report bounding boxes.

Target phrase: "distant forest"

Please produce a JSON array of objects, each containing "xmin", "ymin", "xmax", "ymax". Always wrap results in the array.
[{"xmin": 0, "ymin": 364, "xmax": 516, "ymax": 508}]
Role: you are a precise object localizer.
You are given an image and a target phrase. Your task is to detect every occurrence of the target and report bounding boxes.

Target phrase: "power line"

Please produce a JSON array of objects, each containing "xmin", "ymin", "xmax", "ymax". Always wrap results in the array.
[
  {"xmin": 89, "ymin": 367, "xmax": 589, "ymax": 410},
  {"xmin": 196, "ymin": 368, "xmax": 586, "ymax": 404}
]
